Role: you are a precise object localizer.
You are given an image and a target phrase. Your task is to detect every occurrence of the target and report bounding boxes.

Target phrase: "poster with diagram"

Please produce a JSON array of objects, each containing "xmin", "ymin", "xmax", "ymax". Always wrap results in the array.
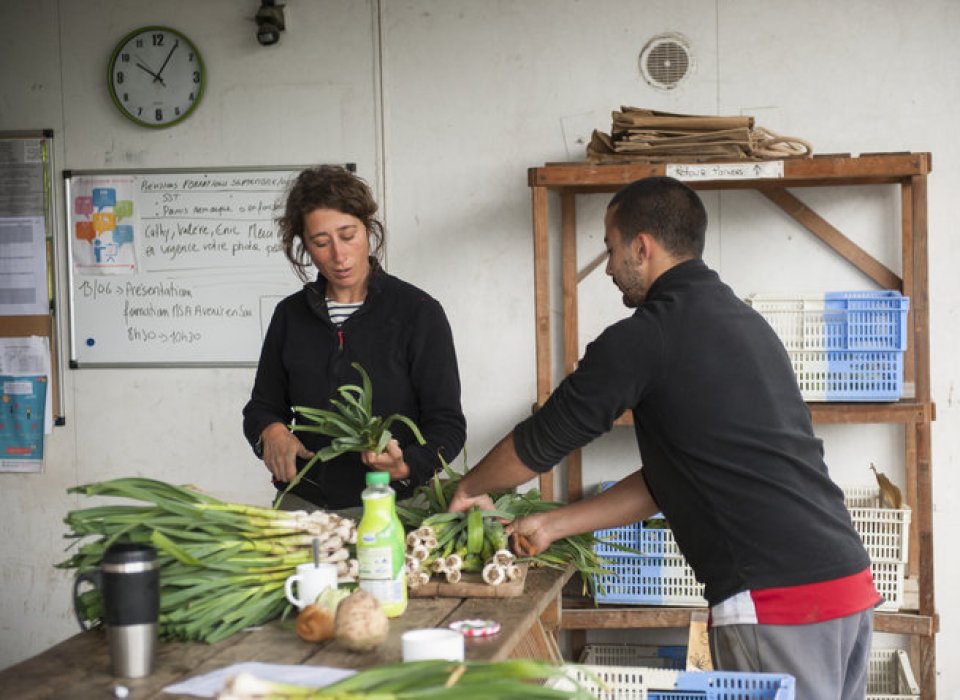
[{"xmin": 70, "ymin": 176, "xmax": 138, "ymax": 274}]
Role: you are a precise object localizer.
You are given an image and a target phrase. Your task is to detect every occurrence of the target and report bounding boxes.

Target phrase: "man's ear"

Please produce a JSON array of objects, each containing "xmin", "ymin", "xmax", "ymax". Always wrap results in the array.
[{"xmin": 633, "ymin": 231, "xmax": 654, "ymax": 261}]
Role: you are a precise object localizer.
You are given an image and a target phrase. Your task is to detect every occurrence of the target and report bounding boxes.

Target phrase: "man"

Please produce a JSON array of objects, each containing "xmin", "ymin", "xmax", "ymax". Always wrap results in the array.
[{"xmin": 449, "ymin": 176, "xmax": 879, "ymax": 699}]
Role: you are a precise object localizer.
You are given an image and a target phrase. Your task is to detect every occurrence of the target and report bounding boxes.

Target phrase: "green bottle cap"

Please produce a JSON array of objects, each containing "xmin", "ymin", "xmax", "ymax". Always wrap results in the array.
[{"xmin": 366, "ymin": 471, "xmax": 390, "ymax": 485}]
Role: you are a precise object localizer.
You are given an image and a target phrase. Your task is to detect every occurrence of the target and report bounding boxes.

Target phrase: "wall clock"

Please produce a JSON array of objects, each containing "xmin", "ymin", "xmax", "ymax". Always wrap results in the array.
[{"xmin": 107, "ymin": 26, "xmax": 206, "ymax": 128}]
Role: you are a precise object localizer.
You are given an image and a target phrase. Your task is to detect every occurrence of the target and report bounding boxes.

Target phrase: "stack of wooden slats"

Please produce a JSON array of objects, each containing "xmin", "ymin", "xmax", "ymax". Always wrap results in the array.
[{"xmin": 587, "ymin": 107, "xmax": 812, "ymax": 163}]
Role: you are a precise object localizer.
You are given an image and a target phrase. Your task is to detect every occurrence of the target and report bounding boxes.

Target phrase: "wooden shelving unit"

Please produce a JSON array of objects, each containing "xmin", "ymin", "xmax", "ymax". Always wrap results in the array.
[{"xmin": 527, "ymin": 153, "xmax": 938, "ymax": 698}]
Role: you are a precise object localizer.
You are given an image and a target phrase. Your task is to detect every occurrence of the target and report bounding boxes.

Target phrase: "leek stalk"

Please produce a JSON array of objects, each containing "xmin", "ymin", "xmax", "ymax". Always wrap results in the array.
[{"xmin": 59, "ymin": 477, "xmax": 356, "ymax": 643}]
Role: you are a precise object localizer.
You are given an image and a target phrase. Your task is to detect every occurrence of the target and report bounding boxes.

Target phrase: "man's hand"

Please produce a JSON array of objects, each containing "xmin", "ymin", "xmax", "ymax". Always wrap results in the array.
[
  {"xmin": 447, "ymin": 433, "xmax": 539, "ymax": 513},
  {"xmin": 505, "ymin": 512, "xmax": 556, "ymax": 557},
  {"xmin": 448, "ymin": 489, "xmax": 496, "ymax": 514},
  {"xmin": 361, "ymin": 439, "xmax": 410, "ymax": 481},
  {"xmin": 261, "ymin": 422, "xmax": 314, "ymax": 483}
]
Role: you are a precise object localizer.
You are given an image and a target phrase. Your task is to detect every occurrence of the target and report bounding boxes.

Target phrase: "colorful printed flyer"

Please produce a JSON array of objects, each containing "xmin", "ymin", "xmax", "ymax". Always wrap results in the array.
[
  {"xmin": 71, "ymin": 176, "xmax": 138, "ymax": 274},
  {"xmin": 0, "ymin": 375, "xmax": 46, "ymax": 473}
]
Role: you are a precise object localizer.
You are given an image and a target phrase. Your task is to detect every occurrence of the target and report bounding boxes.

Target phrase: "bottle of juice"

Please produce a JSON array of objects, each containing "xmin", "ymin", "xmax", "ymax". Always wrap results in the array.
[{"xmin": 356, "ymin": 471, "xmax": 407, "ymax": 617}]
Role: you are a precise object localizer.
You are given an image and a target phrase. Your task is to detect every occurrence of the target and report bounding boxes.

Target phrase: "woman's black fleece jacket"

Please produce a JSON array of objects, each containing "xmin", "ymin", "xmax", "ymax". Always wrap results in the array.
[{"xmin": 243, "ymin": 264, "xmax": 466, "ymax": 509}]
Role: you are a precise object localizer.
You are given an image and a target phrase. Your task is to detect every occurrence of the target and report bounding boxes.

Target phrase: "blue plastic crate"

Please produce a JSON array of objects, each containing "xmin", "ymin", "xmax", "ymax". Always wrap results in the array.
[
  {"xmin": 746, "ymin": 291, "xmax": 909, "ymax": 401},
  {"xmin": 655, "ymin": 670, "xmax": 796, "ymax": 699},
  {"xmin": 592, "ymin": 484, "xmax": 706, "ymax": 606},
  {"xmin": 823, "ymin": 291, "xmax": 909, "ymax": 351},
  {"xmin": 594, "ymin": 517, "xmax": 676, "ymax": 559},
  {"xmin": 553, "ymin": 666, "xmax": 796, "ymax": 699},
  {"xmin": 592, "ymin": 552, "xmax": 707, "ymax": 606}
]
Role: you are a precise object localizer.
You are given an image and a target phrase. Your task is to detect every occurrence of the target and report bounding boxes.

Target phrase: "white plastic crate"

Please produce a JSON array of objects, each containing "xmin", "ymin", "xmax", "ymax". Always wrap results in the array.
[
  {"xmin": 844, "ymin": 486, "xmax": 911, "ymax": 612},
  {"xmin": 550, "ymin": 665, "xmax": 795, "ymax": 699},
  {"xmin": 580, "ymin": 643, "xmax": 687, "ymax": 670},
  {"xmin": 868, "ymin": 561, "xmax": 906, "ymax": 613},
  {"xmin": 867, "ymin": 649, "xmax": 920, "ymax": 700},
  {"xmin": 845, "ymin": 487, "xmax": 911, "ymax": 563}
]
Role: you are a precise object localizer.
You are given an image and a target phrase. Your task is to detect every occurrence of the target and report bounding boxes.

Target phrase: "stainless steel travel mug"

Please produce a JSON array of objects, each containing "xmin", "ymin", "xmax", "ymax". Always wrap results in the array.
[{"xmin": 76, "ymin": 542, "xmax": 161, "ymax": 678}]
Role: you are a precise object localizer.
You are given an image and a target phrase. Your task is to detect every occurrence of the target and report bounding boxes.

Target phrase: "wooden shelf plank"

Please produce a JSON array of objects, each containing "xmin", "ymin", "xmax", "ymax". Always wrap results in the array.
[
  {"xmin": 529, "ymin": 153, "xmax": 931, "ymax": 190},
  {"xmin": 606, "ymin": 401, "xmax": 933, "ymax": 427},
  {"xmin": 560, "ymin": 598, "xmax": 934, "ymax": 636},
  {"xmin": 809, "ymin": 401, "xmax": 934, "ymax": 424}
]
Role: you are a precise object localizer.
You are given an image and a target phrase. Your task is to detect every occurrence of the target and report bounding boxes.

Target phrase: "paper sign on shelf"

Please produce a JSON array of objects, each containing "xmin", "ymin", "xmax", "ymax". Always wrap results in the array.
[{"xmin": 666, "ymin": 161, "xmax": 784, "ymax": 181}]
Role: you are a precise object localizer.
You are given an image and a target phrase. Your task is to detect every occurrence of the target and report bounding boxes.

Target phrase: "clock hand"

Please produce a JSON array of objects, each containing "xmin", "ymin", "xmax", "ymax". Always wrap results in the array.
[
  {"xmin": 135, "ymin": 61, "xmax": 165, "ymax": 85},
  {"xmin": 153, "ymin": 39, "xmax": 180, "ymax": 83}
]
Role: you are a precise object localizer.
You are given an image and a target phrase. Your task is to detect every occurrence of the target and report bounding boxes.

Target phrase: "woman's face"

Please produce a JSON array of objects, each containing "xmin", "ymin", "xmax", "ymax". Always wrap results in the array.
[{"xmin": 303, "ymin": 208, "xmax": 371, "ymax": 301}]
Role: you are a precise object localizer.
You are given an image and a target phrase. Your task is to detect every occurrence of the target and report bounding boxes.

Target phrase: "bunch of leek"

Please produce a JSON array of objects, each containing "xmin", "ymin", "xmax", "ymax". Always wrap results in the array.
[
  {"xmin": 403, "ymin": 508, "xmax": 518, "ymax": 587},
  {"xmin": 219, "ymin": 659, "xmax": 597, "ymax": 699},
  {"xmin": 59, "ymin": 477, "xmax": 355, "ymax": 644},
  {"xmin": 397, "ymin": 457, "xmax": 636, "ymax": 598},
  {"xmin": 490, "ymin": 488, "xmax": 623, "ymax": 597},
  {"xmin": 275, "ymin": 362, "xmax": 426, "ymax": 508}
]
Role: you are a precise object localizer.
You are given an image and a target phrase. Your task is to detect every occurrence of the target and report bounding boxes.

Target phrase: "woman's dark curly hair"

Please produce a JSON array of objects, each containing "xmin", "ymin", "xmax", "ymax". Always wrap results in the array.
[{"xmin": 278, "ymin": 165, "xmax": 385, "ymax": 282}]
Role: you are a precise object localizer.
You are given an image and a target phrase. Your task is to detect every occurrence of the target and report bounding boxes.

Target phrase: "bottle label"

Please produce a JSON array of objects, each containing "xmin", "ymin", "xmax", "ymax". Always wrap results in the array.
[
  {"xmin": 358, "ymin": 546, "xmax": 394, "ymax": 580},
  {"xmin": 359, "ymin": 574, "xmax": 405, "ymax": 605}
]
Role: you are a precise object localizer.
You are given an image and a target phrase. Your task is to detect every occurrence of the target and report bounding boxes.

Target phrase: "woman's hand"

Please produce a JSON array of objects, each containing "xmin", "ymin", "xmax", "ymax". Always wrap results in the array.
[
  {"xmin": 362, "ymin": 439, "xmax": 411, "ymax": 481},
  {"xmin": 261, "ymin": 423, "xmax": 314, "ymax": 483},
  {"xmin": 505, "ymin": 512, "xmax": 556, "ymax": 557}
]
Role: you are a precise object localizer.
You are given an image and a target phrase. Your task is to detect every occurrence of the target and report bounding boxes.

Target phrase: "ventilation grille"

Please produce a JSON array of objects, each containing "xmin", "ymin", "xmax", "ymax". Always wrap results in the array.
[{"xmin": 639, "ymin": 34, "xmax": 692, "ymax": 90}]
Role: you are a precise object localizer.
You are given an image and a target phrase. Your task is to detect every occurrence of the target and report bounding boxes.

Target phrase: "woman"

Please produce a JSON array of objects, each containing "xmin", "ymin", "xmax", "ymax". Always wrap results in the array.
[{"xmin": 243, "ymin": 165, "xmax": 466, "ymax": 511}]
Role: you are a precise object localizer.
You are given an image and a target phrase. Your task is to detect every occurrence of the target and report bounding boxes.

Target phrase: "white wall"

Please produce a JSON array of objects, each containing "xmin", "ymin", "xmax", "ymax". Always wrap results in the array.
[{"xmin": 1, "ymin": 1, "xmax": 957, "ymax": 695}]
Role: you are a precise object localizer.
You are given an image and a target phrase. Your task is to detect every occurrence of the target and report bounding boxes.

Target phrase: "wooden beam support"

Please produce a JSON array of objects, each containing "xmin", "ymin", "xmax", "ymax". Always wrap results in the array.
[
  {"xmin": 531, "ymin": 185, "xmax": 553, "ymax": 502},
  {"xmin": 759, "ymin": 188, "xmax": 901, "ymax": 290}
]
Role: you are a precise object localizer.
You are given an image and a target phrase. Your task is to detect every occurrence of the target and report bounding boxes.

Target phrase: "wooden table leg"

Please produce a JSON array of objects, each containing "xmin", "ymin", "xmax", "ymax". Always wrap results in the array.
[
  {"xmin": 508, "ymin": 618, "xmax": 563, "ymax": 663},
  {"xmin": 686, "ymin": 609, "xmax": 713, "ymax": 670}
]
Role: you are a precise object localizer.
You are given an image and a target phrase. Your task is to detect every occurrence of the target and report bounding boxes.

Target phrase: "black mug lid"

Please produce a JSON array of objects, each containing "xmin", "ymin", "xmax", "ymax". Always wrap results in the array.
[{"xmin": 103, "ymin": 542, "xmax": 158, "ymax": 572}]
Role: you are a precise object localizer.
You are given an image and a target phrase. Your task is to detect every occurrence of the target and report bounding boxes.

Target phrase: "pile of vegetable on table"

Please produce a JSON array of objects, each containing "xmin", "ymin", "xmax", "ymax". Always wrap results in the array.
[
  {"xmin": 59, "ymin": 361, "xmax": 631, "ymax": 699},
  {"xmin": 60, "ymin": 461, "xmax": 618, "ymax": 644}
]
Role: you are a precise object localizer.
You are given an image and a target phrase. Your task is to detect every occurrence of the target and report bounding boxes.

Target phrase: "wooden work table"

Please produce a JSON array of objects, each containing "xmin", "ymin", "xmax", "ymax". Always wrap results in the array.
[{"xmin": 0, "ymin": 566, "xmax": 573, "ymax": 700}]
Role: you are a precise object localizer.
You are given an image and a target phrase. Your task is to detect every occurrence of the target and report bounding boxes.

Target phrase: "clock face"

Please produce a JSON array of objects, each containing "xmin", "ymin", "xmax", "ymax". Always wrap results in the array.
[{"xmin": 108, "ymin": 26, "xmax": 205, "ymax": 128}]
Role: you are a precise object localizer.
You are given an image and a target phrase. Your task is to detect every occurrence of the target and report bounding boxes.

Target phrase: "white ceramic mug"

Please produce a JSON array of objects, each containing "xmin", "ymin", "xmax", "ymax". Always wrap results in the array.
[
  {"xmin": 284, "ymin": 562, "xmax": 338, "ymax": 610},
  {"xmin": 401, "ymin": 628, "xmax": 465, "ymax": 662}
]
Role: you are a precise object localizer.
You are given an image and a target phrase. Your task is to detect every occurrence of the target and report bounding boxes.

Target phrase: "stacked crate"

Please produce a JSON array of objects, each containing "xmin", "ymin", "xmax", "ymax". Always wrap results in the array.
[
  {"xmin": 844, "ymin": 486, "xmax": 911, "ymax": 612},
  {"xmin": 591, "ymin": 485, "xmax": 909, "ymax": 611},
  {"xmin": 745, "ymin": 291, "xmax": 909, "ymax": 401},
  {"xmin": 577, "ymin": 644, "xmax": 917, "ymax": 699}
]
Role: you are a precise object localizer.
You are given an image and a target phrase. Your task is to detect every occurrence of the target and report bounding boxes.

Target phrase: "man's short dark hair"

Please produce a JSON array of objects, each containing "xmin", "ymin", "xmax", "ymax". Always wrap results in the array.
[{"xmin": 608, "ymin": 176, "xmax": 707, "ymax": 259}]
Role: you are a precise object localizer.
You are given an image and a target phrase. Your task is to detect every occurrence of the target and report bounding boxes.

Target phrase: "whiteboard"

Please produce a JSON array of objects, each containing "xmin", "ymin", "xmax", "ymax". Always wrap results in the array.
[{"xmin": 63, "ymin": 166, "xmax": 327, "ymax": 366}]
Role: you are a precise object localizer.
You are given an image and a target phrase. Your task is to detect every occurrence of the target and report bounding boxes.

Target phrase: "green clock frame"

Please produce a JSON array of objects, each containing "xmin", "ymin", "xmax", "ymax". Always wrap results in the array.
[{"xmin": 107, "ymin": 25, "xmax": 206, "ymax": 129}]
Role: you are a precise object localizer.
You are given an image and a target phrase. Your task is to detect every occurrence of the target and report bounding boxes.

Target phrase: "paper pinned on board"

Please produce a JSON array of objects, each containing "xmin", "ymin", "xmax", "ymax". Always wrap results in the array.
[{"xmin": 0, "ymin": 335, "xmax": 51, "ymax": 433}]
